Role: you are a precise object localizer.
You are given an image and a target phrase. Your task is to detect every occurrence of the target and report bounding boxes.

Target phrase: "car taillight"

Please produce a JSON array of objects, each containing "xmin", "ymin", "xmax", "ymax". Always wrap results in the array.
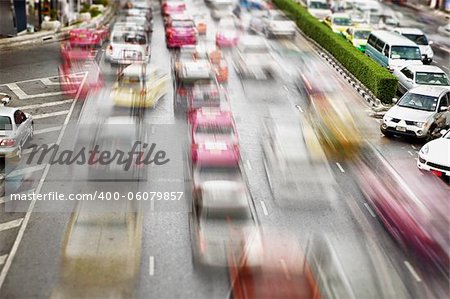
[{"xmin": 0, "ymin": 138, "xmax": 15, "ymax": 147}]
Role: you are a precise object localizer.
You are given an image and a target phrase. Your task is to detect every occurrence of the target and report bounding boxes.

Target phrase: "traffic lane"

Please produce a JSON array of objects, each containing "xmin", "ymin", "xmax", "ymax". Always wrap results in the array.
[{"xmin": 0, "ymin": 43, "xmax": 62, "ymax": 84}]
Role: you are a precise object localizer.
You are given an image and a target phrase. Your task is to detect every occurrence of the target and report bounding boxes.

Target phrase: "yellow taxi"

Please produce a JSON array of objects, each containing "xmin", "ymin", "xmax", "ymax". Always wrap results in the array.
[
  {"xmin": 323, "ymin": 13, "xmax": 353, "ymax": 34},
  {"xmin": 111, "ymin": 63, "xmax": 169, "ymax": 108},
  {"xmin": 343, "ymin": 25, "xmax": 372, "ymax": 52}
]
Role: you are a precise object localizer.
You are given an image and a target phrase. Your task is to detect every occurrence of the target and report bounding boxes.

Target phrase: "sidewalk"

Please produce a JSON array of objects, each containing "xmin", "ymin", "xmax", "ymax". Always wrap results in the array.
[{"xmin": 0, "ymin": 4, "xmax": 117, "ymax": 51}]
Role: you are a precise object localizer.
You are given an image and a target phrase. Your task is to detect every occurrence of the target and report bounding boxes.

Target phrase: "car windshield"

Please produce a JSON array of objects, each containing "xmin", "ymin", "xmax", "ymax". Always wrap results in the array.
[
  {"xmin": 354, "ymin": 30, "xmax": 370, "ymax": 39},
  {"xmin": 397, "ymin": 93, "xmax": 438, "ymax": 112},
  {"xmin": 415, "ymin": 72, "xmax": 450, "ymax": 86},
  {"xmin": 403, "ymin": 34, "xmax": 428, "ymax": 45},
  {"xmin": 113, "ymin": 32, "xmax": 146, "ymax": 44},
  {"xmin": 172, "ymin": 21, "xmax": 194, "ymax": 28},
  {"xmin": 309, "ymin": 1, "xmax": 328, "ymax": 9},
  {"xmin": 196, "ymin": 124, "xmax": 234, "ymax": 135},
  {"xmin": 390, "ymin": 46, "xmax": 421, "ymax": 60},
  {"xmin": 333, "ymin": 17, "xmax": 351, "ymax": 26},
  {"xmin": 0, "ymin": 116, "xmax": 12, "ymax": 130}
]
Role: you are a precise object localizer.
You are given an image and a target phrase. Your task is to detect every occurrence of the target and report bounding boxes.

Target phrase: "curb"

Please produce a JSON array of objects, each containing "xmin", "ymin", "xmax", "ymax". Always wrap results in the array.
[{"xmin": 0, "ymin": 4, "xmax": 117, "ymax": 51}]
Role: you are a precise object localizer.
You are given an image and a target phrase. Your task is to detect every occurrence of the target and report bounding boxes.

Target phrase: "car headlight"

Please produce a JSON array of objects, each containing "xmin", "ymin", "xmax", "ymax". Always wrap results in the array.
[
  {"xmin": 414, "ymin": 121, "xmax": 425, "ymax": 127},
  {"xmin": 420, "ymin": 144, "xmax": 429, "ymax": 155}
]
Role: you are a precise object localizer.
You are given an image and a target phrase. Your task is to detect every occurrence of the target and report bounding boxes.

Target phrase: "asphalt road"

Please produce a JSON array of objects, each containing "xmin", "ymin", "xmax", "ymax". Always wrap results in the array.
[{"xmin": 0, "ymin": 1, "xmax": 449, "ymax": 298}]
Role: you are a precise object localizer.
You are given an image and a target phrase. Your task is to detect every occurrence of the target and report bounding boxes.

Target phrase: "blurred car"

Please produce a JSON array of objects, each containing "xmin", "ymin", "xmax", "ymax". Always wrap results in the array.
[
  {"xmin": 239, "ymin": 0, "xmax": 272, "ymax": 10},
  {"xmin": 343, "ymin": 25, "xmax": 371, "ymax": 52},
  {"xmin": 166, "ymin": 19, "xmax": 197, "ymax": 48},
  {"xmin": 207, "ymin": 48, "xmax": 229, "ymax": 83},
  {"xmin": 216, "ymin": 17, "xmax": 240, "ymax": 47},
  {"xmin": 0, "ymin": 107, "xmax": 33, "ymax": 158},
  {"xmin": 190, "ymin": 179, "xmax": 256, "ymax": 267},
  {"xmin": 111, "ymin": 63, "xmax": 169, "ymax": 108},
  {"xmin": 393, "ymin": 28, "xmax": 434, "ymax": 64},
  {"xmin": 210, "ymin": 0, "xmax": 234, "ymax": 20},
  {"xmin": 106, "ymin": 30, "xmax": 149, "ymax": 65},
  {"xmin": 393, "ymin": 65, "xmax": 449, "ymax": 95},
  {"xmin": 189, "ymin": 107, "xmax": 238, "ymax": 144},
  {"xmin": 113, "ymin": 22, "xmax": 146, "ymax": 34},
  {"xmin": 161, "ymin": 1, "xmax": 186, "ymax": 17},
  {"xmin": 191, "ymin": 142, "xmax": 240, "ymax": 166},
  {"xmin": 307, "ymin": 94, "xmax": 362, "ymax": 158},
  {"xmin": 233, "ymin": 35, "xmax": 277, "ymax": 80},
  {"xmin": 306, "ymin": 0, "xmax": 331, "ymax": 20},
  {"xmin": 68, "ymin": 27, "xmax": 108, "ymax": 48},
  {"xmin": 249, "ymin": 10, "xmax": 296, "ymax": 39},
  {"xmin": 118, "ymin": 15, "xmax": 153, "ymax": 33},
  {"xmin": 381, "ymin": 85, "xmax": 450, "ymax": 140},
  {"xmin": 120, "ymin": 7, "xmax": 152, "ymax": 22},
  {"xmin": 193, "ymin": 13, "xmax": 207, "ymax": 35},
  {"xmin": 418, "ymin": 129, "xmax": 450, "ymax": 178},
  {"xmin": 323, "ymin": 13, "xmax": 353, "ymax": 34},
  {"xmin": 262, "ymin": 118, "xmax": 337, "ymax": 205},
  {"xmin": 228, "ymin": 232, "xmax": 321, "ymax": 299},
  {"xmin": 164, "ymin": 12, "xmax": 193, "ymax": 28},
  {"xmin": 372, "ymin": 13, "xmax": 400, "ymax": 31},
  {"xmin": 355, "ymin": 149, "xmax": 450, "ymax": 272},
  {"xmin": 173, "ymin": 60, "xmax": 219, "ymax": 112}
]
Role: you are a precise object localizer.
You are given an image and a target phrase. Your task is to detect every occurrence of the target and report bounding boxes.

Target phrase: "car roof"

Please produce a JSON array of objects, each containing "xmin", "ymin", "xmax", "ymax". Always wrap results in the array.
[
  {"xmin": 332, "ymin": 12, "xmax": 350, "ymax": 18},
  {"xmin": 0, "ymin": 107, "xmax": 18, "ymax": 117},
  {"xmin": 180, "ymin": 60, "xmax": 213, "ymax": 78},
  {"xmin": 121, "ymin": 63, "xmax": 157, "ymax": 77},
  {"xmin": 408, "ymin": 85, "xmax": 450, "ymax": 97},
  {"xmin": 394, "ymin": 27, "xmax": 424, "ymax": 35},
  {"xmin": 405, "ymin": 65, "xmax": 446, "ymax": 73},
  {"xmin": 370, "ymin": 30, "xmax": 419, "ymax": 47}
]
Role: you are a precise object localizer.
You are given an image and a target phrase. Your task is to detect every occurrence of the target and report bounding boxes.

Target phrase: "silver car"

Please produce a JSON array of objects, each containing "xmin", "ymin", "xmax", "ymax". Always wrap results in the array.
[
  {"xmin": 0, "ymin": 107, "xmax": 33, "ymax": 158},
  {"xmin": 393, "ymin": 65, "xmax": 450, "ymax": 95}
]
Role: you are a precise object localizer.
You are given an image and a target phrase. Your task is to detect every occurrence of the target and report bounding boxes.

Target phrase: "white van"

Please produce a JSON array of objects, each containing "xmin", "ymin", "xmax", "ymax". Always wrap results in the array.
[
  {"xmin": 366, "ymin": 30, "xmax": 423, "ymax": 71},
  {"xmin": 307, "ymin": 0, "xmax": 332, "ymax": 20}
]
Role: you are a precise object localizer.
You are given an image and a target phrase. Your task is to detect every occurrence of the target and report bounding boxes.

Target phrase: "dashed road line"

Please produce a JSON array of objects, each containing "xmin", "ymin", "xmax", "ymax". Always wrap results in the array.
[
  {"xmin": 260, "ymin": 201, "xmax": 268, "ymax": 216},
  {"xmin": 0, "ymin": 219, "xmax": 24, "ymax": 232},
  {"xmin": 0, "ymin": 255, "xmax": 7, "ymax": 266},
  {"xmin": 245, "ymin": 160, "xmax": 252, "ymax": 170},
  {"xmin": 336, "ymin": 162, "xmax": 345, "ymax": 173},
  {"xmin": 149, "ymin": 256, "xmax": 155, "ymax": 276},
  {"xmin": 404, "ymin": 261, "xmax": 422, "ymax": 282},
  {"xmin": 19, "ymin": 99, "xmax": 73, "ymax": 110},
  {"xmin": 442, "ymin": 66, "xmax": 450, "ymax": 71},
  {"xmin": 34, "ymin": 126, "xmax": 62, "ymax": 135},
  {"xmin": 408, "ymin": 150, "xmax": 414, "ymax": 156},
  {"xmin": 411, "ymin": 145, "xmax": 417, "ymax": 150},
  {"xmin": 363, "ymin": 203, "xmax": 376, "ymax": 218},
  {"xmin": 33, "ymin": 110, "xmax": 70, "ymax": 120},
  {"xmin": 295, "ymin": 104, "xmax": 303, "ymax": 113}
]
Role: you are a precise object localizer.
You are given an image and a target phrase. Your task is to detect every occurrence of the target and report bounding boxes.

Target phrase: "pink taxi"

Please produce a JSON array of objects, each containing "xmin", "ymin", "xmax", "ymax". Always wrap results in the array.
[{"xmin": 68, "ymin": 27, "xmax": 108, "ymax": 48}]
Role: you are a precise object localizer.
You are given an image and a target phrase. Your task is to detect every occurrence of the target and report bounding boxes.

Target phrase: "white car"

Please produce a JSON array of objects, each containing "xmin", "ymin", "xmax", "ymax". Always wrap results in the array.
[
  {"xmin": 381, "ymin": 85, "xmax": 450, "ymax": 140},
  {"xmin": 0, "ymin": 107, "xmax": 33, "ymax": 158},
  {"xmin": 393, "ymin": 65, "xmax": 450, "ymax": 95},
  {"xmin": 306, "ymin": 0, "xmax": 331, "ymax": 20},
  {"xmin": 418, "ymin": 129, "xmax": 450, "ymax": 178},
  {"xmin": 249, "ymin": 10, "xmax": 296, "ymax": 39},
  {"xmin": 106, "ymin": 30, "xmax": 149, "ymax": 65},
  {"xmin": 393, "ymin": 28, "xmax": 434, "ymax": 64},
  {"xmin": 210, "ymin": 0, "xmax": 234, "ymax": 20}
]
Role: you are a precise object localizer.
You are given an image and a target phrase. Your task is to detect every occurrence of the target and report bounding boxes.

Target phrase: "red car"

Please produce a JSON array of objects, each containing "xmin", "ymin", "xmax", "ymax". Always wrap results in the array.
[
  {"xmin": 166, "ymin": 19, "xmax": 197, "ymax": 48},
  {"xmin": 190, "ymin": 108, "xmax": 238, "ymax": 144},
  {"xmin": 355, "ymin": 149, "xmax": 450, "ymax": 273},
  {"xmin": 68, "ymin": 27, "xmax": 108, "ymax": 48}
]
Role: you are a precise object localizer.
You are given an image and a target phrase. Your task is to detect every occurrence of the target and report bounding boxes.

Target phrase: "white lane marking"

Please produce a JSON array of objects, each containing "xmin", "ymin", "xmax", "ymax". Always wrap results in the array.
[
  {"xmin": 411, "ymin": 145, "xmax": 417, "ymax": 150},
  {"xmin": 442, "ymin": 66, "xmax": 450, "ymax": 71},
  {"xmin": 41, "ymin": 78, "xmax": 80, "ymax": 86},
  {"xmin": 0, "ymin": 72, "xmax": 87, "ymax": 289},
  {"xmin": 404, "ymin": 261, "xmax": 422, "ymax": 282},
  {"xmin": 149, "ymin": 256, "xmax": 155, "ymax": 276},
  {"xmin": 295, "ymin": 104, "xmax": 303, "ymax": 113},
  {"xmin": 7, "ymin": 164, "xmax": 46, "ymax": 178},
  {"xmin": 34, "ymin": 126, "xmax": 62, "ymax": 135},
  {"xmin": 283, "ymin": 85, "xmax": 289, "ymax": 91},
  {"xmin": 408, "ymin": 150, "xmax": 414, "ymax": 156},
  {"xmin": 0, "ymin": 218, "xmax": 24, "ymax": 232},
  {"xmin": 0, "ymin": 255, "xmax": 7, "ymax": 266},
  {"xmin": 33, "ymin": 110, "xmax": 69, "ymax": 120},
  {"xmin": 19, "ymin": 99, "xmax": 73, "ymax": 110},
  {"xmin": 23, "ymin": 143, "xmax": 55, "ymax": 155},
  {"xmin": 260, "ymin": 201, "xmax": 268, "ymax": 216},
  {"xmin": 246, "ymin": 160, "xmax": 252, "ymax": 170},
  {"xmin": 363, "ymin": 203, "xmax": 376, "ymax": 218},
  {"xmin": 279, "ymin": 259, "xmax": 291, "ymax": 280},
  {"xmin": 0, "ymin": 73, "xmax": 86, "ymax": 86},
  {"xmin": 336, "ymin": 162, "xmax": 345, "ymax": 173},
  {"xmin": 5, "ymin": 83, "xmax": 28, "ymax": 99}
]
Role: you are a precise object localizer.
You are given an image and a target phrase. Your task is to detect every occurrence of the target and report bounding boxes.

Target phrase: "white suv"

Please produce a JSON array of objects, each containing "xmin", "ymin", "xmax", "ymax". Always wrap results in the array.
[
  {"xmin": 106, "ymin": 30, "xmax": 149, "ymax": 65},
  {"xmin": 393, "ymin": 28, "xmax": 434, "ymax": 64},
  {"xmin": 381, "ymin": 86, "xmax": 450, "ymax": 140}
]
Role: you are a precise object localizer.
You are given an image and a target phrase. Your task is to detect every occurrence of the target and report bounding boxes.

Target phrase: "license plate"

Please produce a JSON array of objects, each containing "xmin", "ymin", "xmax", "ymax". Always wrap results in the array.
[{"xmin": 396, "ymin": 126, "xmax": 406, "ymax": 132}]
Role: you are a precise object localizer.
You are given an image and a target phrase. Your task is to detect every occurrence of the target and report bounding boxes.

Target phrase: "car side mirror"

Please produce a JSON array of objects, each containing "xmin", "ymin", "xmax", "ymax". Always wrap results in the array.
[
  {"xmin": 440, "ymin": 106, "xmax": 448, "ymax": 111},
  {"xmin": 392, "ymin": 97, "xmax": 398, "ymax": 104}
]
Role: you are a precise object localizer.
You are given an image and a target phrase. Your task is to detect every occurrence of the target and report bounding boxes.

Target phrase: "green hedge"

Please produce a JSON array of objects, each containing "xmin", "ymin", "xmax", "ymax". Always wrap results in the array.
[{"xmin": 273, "ymin": 0, "xmax": 397, "ymax": 104}]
